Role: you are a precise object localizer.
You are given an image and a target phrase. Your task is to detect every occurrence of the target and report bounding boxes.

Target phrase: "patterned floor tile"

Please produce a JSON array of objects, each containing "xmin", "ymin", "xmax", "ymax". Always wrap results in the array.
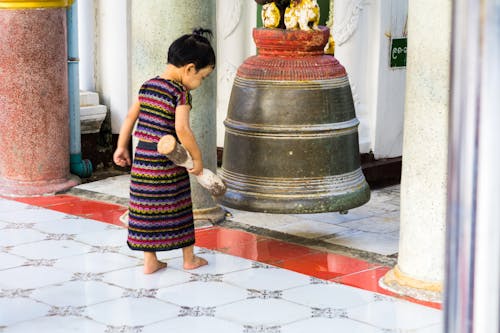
[
  {"xmin": 223, "ymin": 208, "xmax": 306, "ymax": 229},
  {"xmin": 31, "ymin": 280, "xmax": 124, "ymax": 307},
  {"xmin": 53, "ymin": 251, "xmax": 139, "ymax": 274},
  {"xmin": 224, "ymin": 262, "xmax": 310, "ymax": 291},
  {"xmin": 0, "ymin": 253, "xmax": 25, "ymax": 271},
  {"xmin": 9, "ymin": 240, "xmax": 91, "ymax": 261},
  {"xmin": 102, "ymin": 265, "xmax": 193, "ymax": 290},
  {"xmin": 0, "ymin": 266, "xmax": 73, "ymax": 289},
  {"xmin": 74, "ymin": 174, "xmax": 130, "ymax": 198},
  {"xmin": 0, "ymin": 198, "xmax": 31, "ymax": 212},
  {"xmin": 282, "ymin": 282, "xmax": 376, "ymax": 310},
  {"xmin": 30, "ymin": 215, "xmax": 110, "ymax": 235},
  {"xmin": 156, "ymin": 280, "xmax": 247, "ymax": 307},
  {"xmin": 413, "ymin": 324, "xmax": 443, "ymax": 333},
  {"xmin": 0, "ymin": 297, "xmax": 51, "ymax": 326},
  {"xmin": 272, "ymin": 220, "xmax": 351, "ymax": 239},
  {"xmin": 85, "ymin": 297, "xmax": 179, "ymax": 326},
  {"xmin": 347, "ymin": 296, "xmax": 442, "ymax": 331},
  {"xmin": 3, "ymin": 316, "xmax": 107, "ymax": 333},
  {"xmin": 323, "ymin": 229, "xmax": 400, "ymax": 256},
  {"xmin": 0, "ymin": 206, "xmax": 65, "ymax": 224},
  {"xmin": 166, "ymin": 251, "xmax": 254, "ymax": 275},
  {"xmin": 216, "ymin": 298, "xmax": 310, "ymax": 326},
  {"xmin": 281, "ymin": 317, "xmax": 386, "ymax": 333},
  {"xmin": 336, "ymin": 211, "xmax": 400, "ymax": 233},
  {"xmin": 0, "ymin": 228, "xmax": 47, "ymax": 247},
  {"xmin": 73, "ymin": 226, "xmax": 128, "ymax": 247},
  {"xmin": 141, "ymin": 316, "xmax": 243, "ymax": 333}
]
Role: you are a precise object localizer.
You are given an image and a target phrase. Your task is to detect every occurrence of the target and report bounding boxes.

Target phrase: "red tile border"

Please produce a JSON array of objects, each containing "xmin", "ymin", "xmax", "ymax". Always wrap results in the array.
[
  {"xmin": 12, "ymin": 194, "xmax": 82, "ymax": 206},
  {"xmin": 275, "ymin": 251, "xmax": 377, "ymax": 280},
  {"xmin": 10, "ymin": 194, "xmax": 127, "ymax": 226},
  {"xmin": 7, "ymin": 194, "xmax": 441, "ymax": 309},
  {"xmin": 332, "ymin": 266, "xmax": 391, "ymax": 292}
]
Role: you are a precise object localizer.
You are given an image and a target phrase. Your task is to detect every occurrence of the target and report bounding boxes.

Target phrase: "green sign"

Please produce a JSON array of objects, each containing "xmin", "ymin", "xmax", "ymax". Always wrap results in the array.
[{"xmin": 390, "ymin": 38, "xmax": 407, "ymax": 68}]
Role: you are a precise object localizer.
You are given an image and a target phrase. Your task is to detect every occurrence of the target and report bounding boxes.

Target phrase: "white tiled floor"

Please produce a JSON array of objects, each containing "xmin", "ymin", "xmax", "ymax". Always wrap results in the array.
[
  {"xmin": 75, "ymin": 175, "xmax": 131, "ymax": 199},
  {"xmin": 0, "ymin": 194, "xmax": 442, "ymax": 332}
]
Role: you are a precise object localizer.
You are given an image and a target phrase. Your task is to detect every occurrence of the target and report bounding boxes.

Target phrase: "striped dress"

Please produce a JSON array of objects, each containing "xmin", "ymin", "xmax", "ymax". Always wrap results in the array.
[{"xmin": 127, "ymin": 77, "xmax": 195, "ymax": 252}]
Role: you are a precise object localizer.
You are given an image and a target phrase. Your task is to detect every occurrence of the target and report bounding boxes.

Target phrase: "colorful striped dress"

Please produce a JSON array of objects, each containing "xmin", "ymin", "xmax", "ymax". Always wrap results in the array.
[{"xmin": 127, "ymin": 77, "xmax": 195, "ymax": 252}]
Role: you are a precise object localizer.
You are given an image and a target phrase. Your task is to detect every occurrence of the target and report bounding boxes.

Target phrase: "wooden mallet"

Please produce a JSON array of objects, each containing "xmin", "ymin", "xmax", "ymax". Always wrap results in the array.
[{"xmin": 157, "ymin": 135, "xmax": 227, "ymax": 197}]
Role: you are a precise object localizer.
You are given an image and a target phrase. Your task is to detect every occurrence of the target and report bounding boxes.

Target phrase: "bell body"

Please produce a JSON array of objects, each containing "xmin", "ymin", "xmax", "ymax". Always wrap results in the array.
[{"xmin": 219, "ymin": 27, "xmax": 370, "ymax": 213}]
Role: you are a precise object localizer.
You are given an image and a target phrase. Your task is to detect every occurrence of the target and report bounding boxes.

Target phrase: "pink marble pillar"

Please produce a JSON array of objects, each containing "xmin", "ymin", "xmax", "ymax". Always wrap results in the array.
[{"xmin": 0, "ymin": 8, "xmax": 79, "ymax": 196}]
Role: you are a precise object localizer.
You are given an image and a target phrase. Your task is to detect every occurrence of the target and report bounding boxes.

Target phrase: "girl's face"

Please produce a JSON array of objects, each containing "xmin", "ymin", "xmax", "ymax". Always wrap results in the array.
[{"xmin": 183, "ymin": 65, "xmax": 214, "ymax": 91}]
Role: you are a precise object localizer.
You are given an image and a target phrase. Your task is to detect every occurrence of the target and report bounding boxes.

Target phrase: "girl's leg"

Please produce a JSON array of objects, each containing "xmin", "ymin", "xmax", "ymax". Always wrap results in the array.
[
  {"xmin": 143, "ymin": 251, "xmax": 167, "ymax": 274},
  {"xmin": 182, "ymin": 245, "xmax": 208, "ymax": 270}
]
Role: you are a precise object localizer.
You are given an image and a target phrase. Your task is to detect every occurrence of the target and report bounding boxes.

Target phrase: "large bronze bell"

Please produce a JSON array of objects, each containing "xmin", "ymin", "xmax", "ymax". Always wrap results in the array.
[{"xmin": 219, "ymin": 27, "xmax": 370, "ymax": 213}]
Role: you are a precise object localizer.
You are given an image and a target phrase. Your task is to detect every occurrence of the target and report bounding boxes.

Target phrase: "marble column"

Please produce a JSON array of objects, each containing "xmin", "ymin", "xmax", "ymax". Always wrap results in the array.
[
  {"xmin": 130, "ymin": 0, "xmax": 225, "ymax": 224},
  {"xmin": 0, "ymin": 0, "xmax": 80, "ymax": 196},
  {"xmin": 380, "ymin": 0, "xmax": 451, "ymax": 302}
]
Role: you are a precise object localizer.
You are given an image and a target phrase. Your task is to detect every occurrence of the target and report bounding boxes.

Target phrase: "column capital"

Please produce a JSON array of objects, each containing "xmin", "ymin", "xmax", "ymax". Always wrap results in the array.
[{"xmin": 0, "ymin": 0, "xmax": 74, "ymax": 9}]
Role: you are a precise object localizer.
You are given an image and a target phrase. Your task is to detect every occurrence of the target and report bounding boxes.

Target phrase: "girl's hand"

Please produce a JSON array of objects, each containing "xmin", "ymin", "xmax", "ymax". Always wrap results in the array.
[
  {"xmin": 113, "ymin": 147, "xmax": 131, "ymax": 167},
  {"xmin": 188, "ymin": 159, "xmax": 203, "ymax": 176}
]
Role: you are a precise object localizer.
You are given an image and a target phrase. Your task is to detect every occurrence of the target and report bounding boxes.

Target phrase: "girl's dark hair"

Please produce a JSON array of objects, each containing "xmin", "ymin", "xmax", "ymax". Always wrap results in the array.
[{"xmin": 167, "ymin": 28, "xmax": 216, "ymax": 71}]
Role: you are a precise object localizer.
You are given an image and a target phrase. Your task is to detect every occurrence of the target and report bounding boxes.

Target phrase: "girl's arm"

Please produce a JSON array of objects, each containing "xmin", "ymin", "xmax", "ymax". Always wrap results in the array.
[
  {"xmin": 113, "ymin": 99, "xmax": 140, "ymax": 167},
  {"xmin": 174, "ymin": 104, "xmax": 203, "ymax": 175}
]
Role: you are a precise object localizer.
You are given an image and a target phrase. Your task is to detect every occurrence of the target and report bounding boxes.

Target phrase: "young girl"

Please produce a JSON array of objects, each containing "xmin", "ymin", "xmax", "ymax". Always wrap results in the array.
[{"xmin": 113, "ymin": 28, "xmax": 215, "ymax": 274}]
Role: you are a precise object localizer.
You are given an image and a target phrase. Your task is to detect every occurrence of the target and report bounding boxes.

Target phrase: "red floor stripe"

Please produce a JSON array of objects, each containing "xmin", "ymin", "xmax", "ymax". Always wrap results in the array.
[
  {"xmin": 8, "ymin": 194, "xmax": 441, "ymax": 309},
  {"xmin": 11, "ymin": 195, "xmax": 128, "ymax": 227}
]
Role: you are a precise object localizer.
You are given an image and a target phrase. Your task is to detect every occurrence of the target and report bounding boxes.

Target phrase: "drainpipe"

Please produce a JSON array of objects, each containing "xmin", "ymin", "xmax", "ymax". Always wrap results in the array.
[{"xmin": 67, "ymin": 0, "xmax": 92, "ymax": 177}]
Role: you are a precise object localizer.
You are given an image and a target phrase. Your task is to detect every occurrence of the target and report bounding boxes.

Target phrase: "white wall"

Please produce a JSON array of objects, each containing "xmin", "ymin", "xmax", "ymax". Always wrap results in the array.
[
  {"xmin": 77, "ymin": 0, "xmax": 95, "ymax": 92},
  {"xmin": 332, "ymin": 0, "xmax": 407, "ymax": 158},
  {"xmin": 373, "ymin": 0, "xmax": 407, "ymax": 158},
  {"xmin": 216, "ymin": 0, "xmax": 257, "ymax": 147},
  {"xmin": 92, "ymin": 0, "xmax": 131, "ymax": 134},
  {"xmin": 332, "ymin": 0, "xmax": 375, "ymax": 154}
]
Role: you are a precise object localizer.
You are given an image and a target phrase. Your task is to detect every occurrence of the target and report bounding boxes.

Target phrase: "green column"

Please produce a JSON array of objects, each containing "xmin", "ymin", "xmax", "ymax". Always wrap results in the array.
[{"xmin": 131, "ymin": 0, "xmax": 225, "ymax": 224}]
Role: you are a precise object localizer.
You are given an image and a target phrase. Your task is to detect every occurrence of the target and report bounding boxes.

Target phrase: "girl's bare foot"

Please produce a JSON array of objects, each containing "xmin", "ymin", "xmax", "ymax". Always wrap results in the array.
[
  {"xmin": 143, "ymin": 252, "xmax": 167, "ymax": 274},
  {"xmin": 144, "ymin": 260, "xmax": 167, "ymax": 274},
  {"xmin": 183, "ymin": 255, "xmax": 208, "ymax": 270}
]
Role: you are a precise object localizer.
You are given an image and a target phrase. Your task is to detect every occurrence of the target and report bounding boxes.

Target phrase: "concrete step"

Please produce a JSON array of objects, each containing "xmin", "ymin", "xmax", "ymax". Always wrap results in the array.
[
  {"xmin": 80, "ymin": 105, "xmax": 107, "ymax": 134},
  {"xmin": 80, "ymin": 90, "xmax": 100, "ymax": 107}
]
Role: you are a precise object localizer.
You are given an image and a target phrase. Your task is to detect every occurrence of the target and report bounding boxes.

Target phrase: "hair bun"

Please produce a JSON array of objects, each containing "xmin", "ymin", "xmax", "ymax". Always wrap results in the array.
[{"xmin": 192, "ymin": 28, "xmax": 213, "ymax": 40}]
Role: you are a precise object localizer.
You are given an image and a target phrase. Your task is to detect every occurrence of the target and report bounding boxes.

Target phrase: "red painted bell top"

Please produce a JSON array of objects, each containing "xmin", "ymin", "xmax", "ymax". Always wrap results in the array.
[{"xmin": 237, "ymin": 26, "xmax": 347, "ymax": 81}]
